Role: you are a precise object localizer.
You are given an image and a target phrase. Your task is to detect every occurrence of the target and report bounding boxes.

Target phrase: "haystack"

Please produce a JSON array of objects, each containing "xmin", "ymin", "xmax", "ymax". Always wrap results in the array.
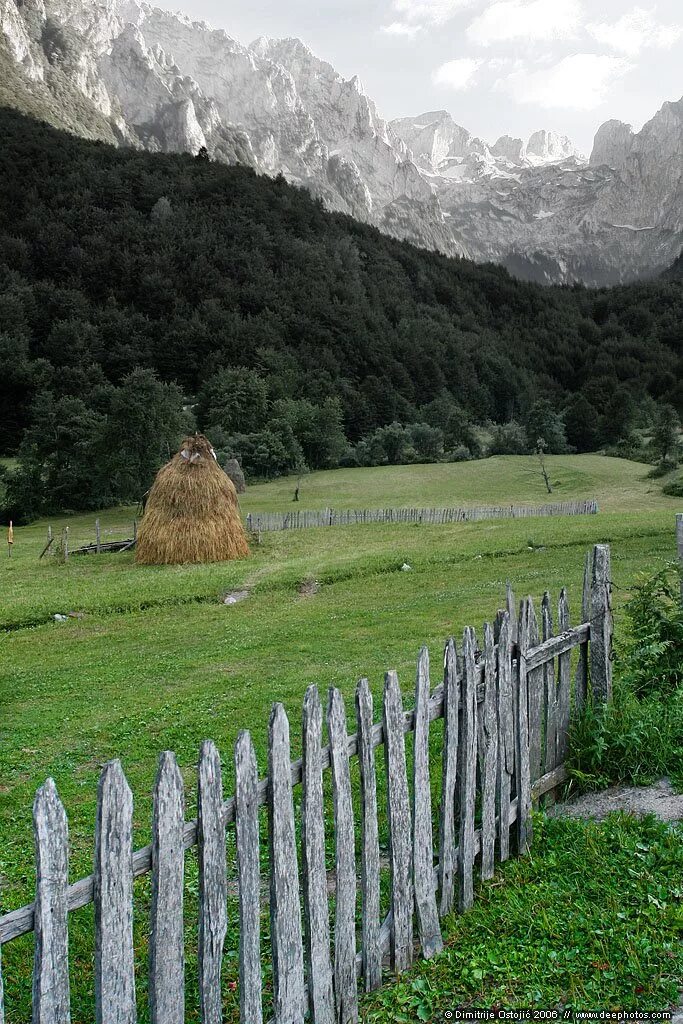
[
  {"xmin": 224, "ymin": 457, "xmax": 246, "ymax": 494},
  {"xmin": 136, "ymin": 434, "xmax": 249, "ymax": 565}
]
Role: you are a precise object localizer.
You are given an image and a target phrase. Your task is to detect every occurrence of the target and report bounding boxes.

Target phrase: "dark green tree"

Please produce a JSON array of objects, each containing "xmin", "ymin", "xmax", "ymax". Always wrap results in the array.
[
  {"xmin": 650, "ymin": 404, "xmax": 681, "ymax": 467},
  {"xmin": 526, "ymin": 400, "xmax": 569, "ymax": 454}
]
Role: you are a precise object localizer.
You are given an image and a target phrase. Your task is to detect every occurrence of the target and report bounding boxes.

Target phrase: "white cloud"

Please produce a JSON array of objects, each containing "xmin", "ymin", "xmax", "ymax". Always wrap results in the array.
[
  {"xmin": 432, "ymin": 57, "xmax": 484, "ymax": 89},
  {"xmin": 380, "ymin": 20, "xmax": 423, "ymax": 36},
  {"xmin": 587, "ymin": 7, "xmax": 682, "ymax": 56},
  {"xmin": 496, "ymin": 53, "xmax": 633, "ymax": 110},
  {"xmin": 384, "ymin": 0, "xmax": 476, "ymax": 30},
  {"xmin": 468, "ymin": 0, "xmax": 583, "ymax": 45}
]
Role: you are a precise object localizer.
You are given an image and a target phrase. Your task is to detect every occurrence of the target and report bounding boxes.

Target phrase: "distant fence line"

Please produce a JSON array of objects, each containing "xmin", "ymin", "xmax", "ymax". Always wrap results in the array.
[
  {"xmin": 246, "ymin": 498, "xmax": 599, "ymax": 533},
  {"xmin": 0, "ymin": 546, "xmax": 614, "ymax": 1023}
]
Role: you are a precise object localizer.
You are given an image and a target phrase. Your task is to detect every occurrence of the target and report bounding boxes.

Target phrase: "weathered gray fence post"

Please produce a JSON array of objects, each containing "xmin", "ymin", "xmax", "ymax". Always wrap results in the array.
[
  {"xmin": 438, "ymin": 639, "xmax": 459, "ymax": 915},
  {"xmin": 516, "ymin": 603, "xmax": 532, "ymax": 854},
  {"xmin": 95, "ymin": 519, "xmax": 101, "ymax": 554},
  {"xmin": 301, "ymin": 687, "xmax": 334, "ymax": 1024},
  {"xmin": 526, "ymin": 599, "xmax": 543, "ymax": 795},
  {"xmin": 412, "ymin": 648, "xmax": 443, "ymax": 958},
  {"xmin": 197, "ymin": 740, "xmax": 227, "ymax": 1024},
  {"xmin": 235, "ymin": 731, "xmax": 263, "ymax": 1024},
  {"xmin": 268, "ymin": 704, "xmax": 306, "ymax": 1024},
  {"xmin": 383, "ymin": 671, "xmax": 413, "ymax": 971},
  {"xmin": 480, "ymin": 624, "xmax": 498, "ymax": 880},
  {"xmin": 328, "ymin": 688, "xmax": 359, "ymax": 1023},
  {"xmin": 542, "ymin": 593, "xmax": 557, "ymax": 807},
  {"xmin": 33, "ymin": 779, "xmax": 70, "ymax": 1024},
  {"xmin": 355, "ymin": 678, "xmax": 381, "ymax": 992},
  {"xmin": 590, "ymin": 544, "xmax": 613, "ymax": 704},
  {"xmin": 94, "ymin": 760, "xmax": 136, "ymax": 1024},
  {"xmin": 556, "ymin": 590, "xmax": 571, "ymax": 764},
  {"xmin": 677, "ymin": 514, "xmax": 683, "ymax": 602},
  {"xmin": 458, "ymin": 628, "xmax": 478, "ymax": 911},
  {"xmin": 149, "ymin": 752, "xmax": 185, "ymax": 1024},
  {"xmin": 574, "ymin": 551, "xmax": 591, "ymax": 711},
  {"xmin": 496, "ymin": 612, "xmax": 514, "ymax": 863}
]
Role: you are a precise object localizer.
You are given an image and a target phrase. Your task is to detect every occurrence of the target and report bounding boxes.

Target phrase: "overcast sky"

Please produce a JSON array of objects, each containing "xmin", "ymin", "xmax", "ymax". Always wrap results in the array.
[{"xmin": 157, "ymin": 0, "xmax": 682, "ymax": 154}]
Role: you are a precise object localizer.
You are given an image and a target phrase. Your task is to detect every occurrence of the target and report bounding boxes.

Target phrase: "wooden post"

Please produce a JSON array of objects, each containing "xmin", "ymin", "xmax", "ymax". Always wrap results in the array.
[
  {"xmin": 94, "ymin": 761, "xmax": 136, "ymax": 1024},
  {"xmin": 133, "ymin": 520, "xmax": 138, "ymax": 543},
  {"xmin": 235, "ymin": 731, "xmax": 263, "ymax": 1024},
  {"xmin": 480, "ymin": 624, "xmax": 498, "ymax": 880},
  {"xmin": 268, "ymin": 704, "xmax": 306, "ymax": 1024},
  {"xmin": 96, "ymin": 519, "xmax": 101, "ymax": 554},
  {"xmin": 327, "ymin": 688, "xmax": 359, "ymax": 1023},
  {"xmin": 63, "ymin": 527, "xmax": 69, "ymax": 562},
  {"xmin": 574, "ymin": 551, "xmax": 591, "ymax": 712},
  {"xmin": 677, "ymin": 514, "xmax": 683, "ymax": 602},
  {"xmin": 438, "ymin": 639, "xmax": 459, "ymax": 916},
  {"xmin": 355, "ymin": 678, "xmax": 381, "ymax": 992},
  {"xmin": 412, "ymin": 648, "xmax": 443, "ymax": 958},
  {"xmin": 301, "ymin": 688, "xmax": 334, "ymax": 1023},
  {"xmin": 458, "ymin": 628, "xmax": 478, "ymax": 911},
  {"xmin": 496, "ymin": 613, "xmax": 514, "ymax": 863},
  {"xmin": 516, "ymin": 602, "xmax": 532, "ymax": 854},
  {"xmin": 590, "ymin": 544, "xmax": 613, "ymax": 704},
  {"xmin": 149, "ymin": 753, "xmax": 185, "ymax": 1024},
  {"xmin": 197, "ymin": 741, "xmax": 227, "ymax": 1024},
  {"xmin": 33, "ymin": 779, "xmax": 70, "ymax": 1023},
  {"xmin": 383, "ymin": 671, "xmax": 413, "ymax": 971}
]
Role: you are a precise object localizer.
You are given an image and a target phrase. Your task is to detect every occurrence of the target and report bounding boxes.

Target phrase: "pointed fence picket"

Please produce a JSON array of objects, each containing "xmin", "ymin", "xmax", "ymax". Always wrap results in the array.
[{"xmin": 0, "ymin": 545, "xmax": 617, "ymax": 1024}]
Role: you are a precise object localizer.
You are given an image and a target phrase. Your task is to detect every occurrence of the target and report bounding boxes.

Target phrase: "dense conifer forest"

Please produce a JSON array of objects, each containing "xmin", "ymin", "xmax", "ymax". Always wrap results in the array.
[{"xmin": 0, "ymin": 107, "xmax": 681, "ymax": 517}]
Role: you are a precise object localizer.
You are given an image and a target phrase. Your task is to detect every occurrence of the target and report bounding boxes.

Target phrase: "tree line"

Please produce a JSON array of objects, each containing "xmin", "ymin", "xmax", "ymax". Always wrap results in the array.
[{"xmin": 0, "ymin": 107, "xmax": 680, "ymax": 519}]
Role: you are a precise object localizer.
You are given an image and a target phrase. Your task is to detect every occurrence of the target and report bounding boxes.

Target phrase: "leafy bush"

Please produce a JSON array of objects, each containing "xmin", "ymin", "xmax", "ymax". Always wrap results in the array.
[
  {"xmin": 662, "ymin": 474, "xmax": 683, "ymax": 497},
  {"xmin": 568, "ymin": 563, "xmax": 683, "ymax": 790},
  {"xmin": 620, "ymin": 564, "xmax": 683, "ymax": 698}
]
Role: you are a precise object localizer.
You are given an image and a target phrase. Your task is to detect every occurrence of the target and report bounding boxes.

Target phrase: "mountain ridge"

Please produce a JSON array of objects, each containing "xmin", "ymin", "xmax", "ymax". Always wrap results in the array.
[{"xmin": 1, "ymin": 0, "xmax": 681, "ymax": 284}]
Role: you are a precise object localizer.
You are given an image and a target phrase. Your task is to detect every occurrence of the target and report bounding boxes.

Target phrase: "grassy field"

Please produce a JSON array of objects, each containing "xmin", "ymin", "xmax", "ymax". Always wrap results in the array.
[{"xmin": 0, "ymin": 454, "xmax": 681, "ymax": 1021}]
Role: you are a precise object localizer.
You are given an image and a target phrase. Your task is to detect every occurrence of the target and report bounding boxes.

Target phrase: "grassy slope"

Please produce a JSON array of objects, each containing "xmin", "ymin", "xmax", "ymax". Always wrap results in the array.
[
  {"xmin": 0, "ymin": 455, "xmax": 680, "ymax": 1020},
  {"xmin": 241, "ymin": 454, "xmax": 676, "ymax": 514}
]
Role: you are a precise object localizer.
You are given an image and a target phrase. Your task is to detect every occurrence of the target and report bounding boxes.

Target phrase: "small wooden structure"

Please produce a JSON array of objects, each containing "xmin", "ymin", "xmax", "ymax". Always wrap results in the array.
[{"xmin": 224, "ymin": 457, "xmax": 247, "ymax": 494}]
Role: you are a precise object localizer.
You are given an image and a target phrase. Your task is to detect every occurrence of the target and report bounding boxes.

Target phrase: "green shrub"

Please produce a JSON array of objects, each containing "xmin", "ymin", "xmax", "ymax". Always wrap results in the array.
[
  {"xmin": 662, "ymin": 474, "xmax": 683, "ymax": 497},
  {"xmin": 568, "ymin": 563, "xmax": 683, "ymax": 789},
  {"xmin": 620, "ymin": 563, "xmax": 683, "ymax": 698}
]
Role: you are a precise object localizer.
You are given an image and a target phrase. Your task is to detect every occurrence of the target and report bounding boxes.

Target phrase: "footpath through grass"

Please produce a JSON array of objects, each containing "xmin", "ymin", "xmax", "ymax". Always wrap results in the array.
[{"xmin": 0, "ymin": 455, "xmax": 680, "ymax": 1021}]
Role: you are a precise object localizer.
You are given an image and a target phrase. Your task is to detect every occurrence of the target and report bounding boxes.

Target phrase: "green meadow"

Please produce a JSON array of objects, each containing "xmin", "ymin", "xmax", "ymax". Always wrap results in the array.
[{"xmin": 0, "ymin": 454, "xmax": 681, "ymax": 1021}]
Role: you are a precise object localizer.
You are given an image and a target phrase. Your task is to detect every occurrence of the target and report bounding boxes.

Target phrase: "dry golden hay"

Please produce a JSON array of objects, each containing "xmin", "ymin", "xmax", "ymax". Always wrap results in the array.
[{"xmin": 136, "ymin": 434, "xmax": 250, "ymax": 565}]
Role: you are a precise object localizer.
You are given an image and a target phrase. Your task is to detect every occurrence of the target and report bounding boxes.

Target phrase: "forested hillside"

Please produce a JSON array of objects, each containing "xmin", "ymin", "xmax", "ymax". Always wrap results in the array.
[{"xmin": 0, "ymin": 107, "xmax": 681, "ymax": 517}]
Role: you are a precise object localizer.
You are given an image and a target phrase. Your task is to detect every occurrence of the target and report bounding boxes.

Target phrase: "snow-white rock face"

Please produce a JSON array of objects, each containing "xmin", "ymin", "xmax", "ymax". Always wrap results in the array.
[
  {"xmin": 526, "ymin": 130, "xmax": 580, "ymax": 165},
  {"xmin": 2, "ymin": 0, "xmax": 681, "ymax": 283}
]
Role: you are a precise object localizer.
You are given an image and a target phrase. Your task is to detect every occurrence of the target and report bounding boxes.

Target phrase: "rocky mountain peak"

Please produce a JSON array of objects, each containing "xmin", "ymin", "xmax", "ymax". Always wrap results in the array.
[
  {"xmin": 526, "ymin": 129, "xmax": 580, "ymax": 165},
  {"xmin": 491, "ymin": 135, "xmax": 526, "ymax": 163},
  {"xmin": 1, "ymin": 0, "xmax": 681, "ymax": 284},
  {"xmin": 589, "ymin": 119, "xmax": 634, "ymax": 168}
]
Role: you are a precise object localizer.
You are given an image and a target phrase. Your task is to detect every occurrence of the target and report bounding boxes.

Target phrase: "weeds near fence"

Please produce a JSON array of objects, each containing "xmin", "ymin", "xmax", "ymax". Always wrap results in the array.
[
  {"xmin": 363, "ymin": 813, "xmax": 683, "ymax": 1020},
  {"xmin": 567, "ymin": 561, "xmax": 683, "ymax": 791}
]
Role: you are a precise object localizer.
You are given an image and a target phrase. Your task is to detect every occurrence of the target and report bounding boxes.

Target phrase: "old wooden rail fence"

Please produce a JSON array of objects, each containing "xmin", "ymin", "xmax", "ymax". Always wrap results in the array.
[
  {"xmin": 0, "ymin": 545, "xmax": 613, "ymax": 1024},
  {"xmin": 246, "ymin": 498, "xmax": 598, "ymax": 532}
]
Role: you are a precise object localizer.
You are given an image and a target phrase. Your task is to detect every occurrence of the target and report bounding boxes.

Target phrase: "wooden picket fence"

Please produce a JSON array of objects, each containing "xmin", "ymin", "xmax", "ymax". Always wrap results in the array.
[
  {"xmin": 246, "ymin": 498, "xmax": 598, "ymax": 532},
  {"xmin": 0, "ymin": 545, "xmax": 613, "ymax": 1024}
]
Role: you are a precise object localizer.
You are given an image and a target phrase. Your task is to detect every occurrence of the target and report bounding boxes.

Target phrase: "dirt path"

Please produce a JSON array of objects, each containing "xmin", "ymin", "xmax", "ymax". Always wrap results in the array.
[{"xmin": 550, "ymin": 777, "xmax": 683, "ymax": 823}]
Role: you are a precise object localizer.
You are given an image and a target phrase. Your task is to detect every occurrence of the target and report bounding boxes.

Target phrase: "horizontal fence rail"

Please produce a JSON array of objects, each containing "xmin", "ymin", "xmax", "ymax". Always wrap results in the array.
[
  {"xmin": 246, "ymin": 499, "xmax": 599, "ymax": 532},
  {"xmin": 0, "ymin": 545, "xmax": 613, "ymax": 1023}
]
